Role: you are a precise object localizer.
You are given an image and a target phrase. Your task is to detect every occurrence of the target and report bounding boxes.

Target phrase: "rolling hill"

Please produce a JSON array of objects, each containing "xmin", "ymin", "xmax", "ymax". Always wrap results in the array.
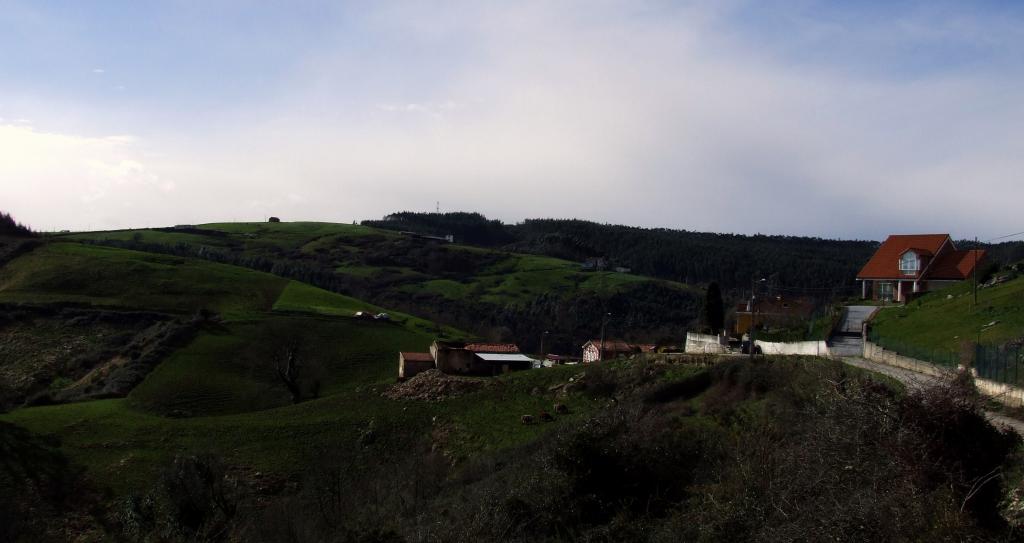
[{"xmin": 63, "ymin": 221, "xmax": 704, "ymax": 353}]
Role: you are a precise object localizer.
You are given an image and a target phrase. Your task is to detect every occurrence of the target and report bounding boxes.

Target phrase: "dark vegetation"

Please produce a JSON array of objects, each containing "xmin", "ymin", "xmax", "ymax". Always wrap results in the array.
[
  {"xmin": 0, "ymin": 211, "xmax": 34, "ymax": 237},
  {"xmin": 74, "ymin": 229, "xmax": 700, "ymax": 353},
  {"xmin": 364, "ymin": 212, "xmax": 878, "ymax": 297},
  {"xmin": 365, "ymin": 212, "xmax": 1024, "ymax": 297},
  {"xmin": 0, "ymin": 421, "xmax": 97, "ymax": 542},
  {"xmin": 0, "ymin": 304, "xmax": 199, "ymax": 410},
  {"xmin": 701, "ymin": 281, "xmax": 725, "ymax": 335},
  {"xmin": 0, "ymin": 212, "xmax": 40, "ymax": 269},
  {"xmin": 78, "ymin": 357, "xmax": 1023, "ymax": 542}
]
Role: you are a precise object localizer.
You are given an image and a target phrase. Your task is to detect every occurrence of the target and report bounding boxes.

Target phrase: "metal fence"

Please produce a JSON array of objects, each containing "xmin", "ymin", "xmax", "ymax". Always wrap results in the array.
[
  {"xmin": 867, "ymin": 330, "xmax": 960, "ymax": 368},
  {"xmin": 975, "ymin": 344, "xmax": 1024, "ymax": 387},
  {"xmin": 869, "ymin": 330, "xmax": 1024, "ymax": 387}
]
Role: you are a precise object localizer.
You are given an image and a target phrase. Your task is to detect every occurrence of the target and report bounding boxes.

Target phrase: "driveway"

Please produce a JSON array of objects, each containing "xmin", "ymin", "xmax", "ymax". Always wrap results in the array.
[{"xmin": 830, "ymin": 305, "xmax": 877, "ymax": 357}]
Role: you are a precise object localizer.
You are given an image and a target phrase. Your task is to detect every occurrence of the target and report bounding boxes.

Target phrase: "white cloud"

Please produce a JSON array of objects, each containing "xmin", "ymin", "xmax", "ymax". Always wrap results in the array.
[
  {"xmin": 0, "ymin": 124, "xmax": 178, "ymax": 229},
  {"xmin": 92, "ymin": 68, "xmax": 105, "ymax": 74},
  {"xmin": 4, "ymin": 2, "xmax": 1023, "ymax": 238}
]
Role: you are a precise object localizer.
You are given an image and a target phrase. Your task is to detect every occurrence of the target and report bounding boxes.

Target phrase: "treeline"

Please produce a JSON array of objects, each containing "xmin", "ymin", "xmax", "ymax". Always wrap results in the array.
[
  {"xmin": 363, "ymin": 212, "xmax": 879, "ymax": 293},
  {"xmin": 364, "ymin": 212, "xmax": 1024, "ymax": 293},
  {"xmin": 0, "ymin": 212, "xmax": 33, "ymax": 237}
]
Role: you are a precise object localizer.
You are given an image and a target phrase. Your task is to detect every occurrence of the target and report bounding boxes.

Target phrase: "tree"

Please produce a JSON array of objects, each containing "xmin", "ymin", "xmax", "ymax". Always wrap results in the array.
[
  {"xmin": 275, "ymin": 339, "xmax": 304, "ymax": 404},
  {"xmin": 0, "ymin": 212, "xmax": 33, "ymax": 237},
  {"xmin": 703, "ymin": 282, "xmax": 725, "ymax": 335}
]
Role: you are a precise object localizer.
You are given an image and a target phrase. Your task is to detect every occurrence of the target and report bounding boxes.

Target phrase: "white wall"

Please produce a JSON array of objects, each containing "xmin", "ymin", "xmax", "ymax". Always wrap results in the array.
[
  {"xmin": 685, "ymin": 332, "xmax": 727, "ymax": 354},
  {"xmin": 755, "ymin": 340, "xmax": 830, "ymax": 356}
]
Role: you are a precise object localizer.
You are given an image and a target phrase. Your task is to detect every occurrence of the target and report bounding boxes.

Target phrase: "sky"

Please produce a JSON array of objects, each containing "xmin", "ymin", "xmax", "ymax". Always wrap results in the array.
[{"xmin": 2, "ymin": 1, "xmax": 1023, "ymax": 240}]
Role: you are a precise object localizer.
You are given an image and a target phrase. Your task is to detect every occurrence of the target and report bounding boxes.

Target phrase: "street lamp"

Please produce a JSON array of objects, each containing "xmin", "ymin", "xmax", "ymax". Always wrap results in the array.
[
  {"xmin": 749, "ymin": 277, "xmax": 767, "ymax": 362},
  {"xmin": 540, "ymin": 330, "xmax": 550, "ymax": 357}
]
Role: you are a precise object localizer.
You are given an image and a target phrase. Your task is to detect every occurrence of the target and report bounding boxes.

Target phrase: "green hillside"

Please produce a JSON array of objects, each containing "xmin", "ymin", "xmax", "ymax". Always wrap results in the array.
[
  {"xmin": 870, "ymin": 272, "xmax": 1024, "ymax": 354},
  {"xmin": 64, "ymin": 221, "xmax": 702, "ymax": 352}
]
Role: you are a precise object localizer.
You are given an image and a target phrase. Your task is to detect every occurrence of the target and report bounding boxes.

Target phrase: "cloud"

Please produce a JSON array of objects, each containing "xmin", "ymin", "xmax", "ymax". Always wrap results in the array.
[
  {"xmin": 0, "ymin": 124, "xmax": 176, "ymax": 229},
  {"xmin": 92, "ymin": 68, "xmax": 105, "ymax": 74},
  {"xmin": 4, "ymin": 1, "xmax": 1023, "ymax": 239}
]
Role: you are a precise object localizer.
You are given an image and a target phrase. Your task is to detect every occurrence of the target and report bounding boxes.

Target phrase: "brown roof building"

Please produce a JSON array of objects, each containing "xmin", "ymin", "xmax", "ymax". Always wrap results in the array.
[
  {"xmin": 857, "ymin": 234, "xmax": 985, "ymax": 303},
  {"xmin": 734, "ymin": 296, "xmax": 817, "ymax": 336}
]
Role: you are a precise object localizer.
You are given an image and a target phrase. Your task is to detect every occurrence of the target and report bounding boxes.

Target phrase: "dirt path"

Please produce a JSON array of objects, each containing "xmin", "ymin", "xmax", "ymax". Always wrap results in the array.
[{"xmin": 842, "ymin": 356, "xmax": 1024, "ymax": 436}]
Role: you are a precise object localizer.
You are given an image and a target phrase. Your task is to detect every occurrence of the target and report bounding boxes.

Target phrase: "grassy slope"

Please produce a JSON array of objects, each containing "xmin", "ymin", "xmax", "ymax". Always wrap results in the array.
[
  {"xmin": 1, "ymin": 363, "xmax": 610, "ymax": 494},
  {"xmin": 871, "ymin": 275, "xmax": 1024, "ymax": 352},
  {"xmin": 0, "ymin": 243, "xmax": 286, "ymax": 319},
  {"xmin": 0, "ymin": 236, "xmax": 547, "ymax": 496},
  {"xmin": 66, "ymin": 222, "xmax": 698, "ymax": 308}
]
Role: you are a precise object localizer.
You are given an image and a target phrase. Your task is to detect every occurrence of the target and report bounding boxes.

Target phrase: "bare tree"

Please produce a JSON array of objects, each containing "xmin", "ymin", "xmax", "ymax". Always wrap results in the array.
[{"xmin": 275, "ymin": 339, "xmax": 303, "ymax": 404}]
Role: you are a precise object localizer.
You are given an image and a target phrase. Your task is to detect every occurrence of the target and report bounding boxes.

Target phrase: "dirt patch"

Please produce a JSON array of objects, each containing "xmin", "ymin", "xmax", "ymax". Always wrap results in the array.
[{"xmin": 383, "ymin": 369, "xmax": 492, "ymax": 402}]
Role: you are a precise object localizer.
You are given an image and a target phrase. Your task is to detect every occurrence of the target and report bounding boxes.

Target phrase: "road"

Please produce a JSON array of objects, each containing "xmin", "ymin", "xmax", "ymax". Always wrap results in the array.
[{"xmin": 833, "ymin": 306, "xmax": 1024, "ymax": 436}]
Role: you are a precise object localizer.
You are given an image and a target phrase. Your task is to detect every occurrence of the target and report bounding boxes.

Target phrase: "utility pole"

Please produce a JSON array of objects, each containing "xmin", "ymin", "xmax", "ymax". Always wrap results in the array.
[
  {"xmin": 540, "ymin": 330, "xmax": 549, "ymax": 357},
  {"xmin": 974, "ymin": 236, "xmax": 979, "ymax": 309},
  {"xmin": 598, "ymin": 313, "xmax": 611, "ymax": 362},
  {"xmin": 749, "ymin": 276, "xmax": 765, "ymax": 362},
  {"xmin": 749, "ymin": 277, "xmax": 757, "ymax": 362}
]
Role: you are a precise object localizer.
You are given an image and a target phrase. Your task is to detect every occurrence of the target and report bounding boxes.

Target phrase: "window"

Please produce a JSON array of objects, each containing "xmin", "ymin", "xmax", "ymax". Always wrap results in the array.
[
  {"xmin": 899, "ymin": 252, "xmax": 919, "ymax": 275},
  {"xmin": 878, "ymin": 282, "xmax": 894, "ymax": 301}
]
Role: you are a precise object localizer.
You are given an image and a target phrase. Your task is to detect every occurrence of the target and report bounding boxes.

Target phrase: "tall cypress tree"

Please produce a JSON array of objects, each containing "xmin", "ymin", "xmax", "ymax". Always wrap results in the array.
[{"xmin": 704, "ymin": 282, "xmax": 725, "ymax": 335}]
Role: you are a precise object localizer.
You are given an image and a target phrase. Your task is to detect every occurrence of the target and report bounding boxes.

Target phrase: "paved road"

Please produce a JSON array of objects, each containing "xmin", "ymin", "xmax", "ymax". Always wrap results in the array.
[
  {"xmin": 842, "ymin": 355, "xmax": 1024, "ymax": 435},
  {"xmin": 833, "ymin": 306, "xmax": 1024, "ymax": 435}
]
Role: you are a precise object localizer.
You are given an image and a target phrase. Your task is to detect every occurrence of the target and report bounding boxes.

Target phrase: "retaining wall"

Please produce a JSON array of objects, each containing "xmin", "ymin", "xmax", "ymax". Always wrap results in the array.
[
  {"xmin": 755, "ymin": 339, "xmax": 830, "ymax": 356},
  {"xmin": 685, "ymin": 332, "xmax": 728, "ymax": 354},
  {"xmin": 863, "ymin": 340, "xmax": 1024, "ymax": 408}
]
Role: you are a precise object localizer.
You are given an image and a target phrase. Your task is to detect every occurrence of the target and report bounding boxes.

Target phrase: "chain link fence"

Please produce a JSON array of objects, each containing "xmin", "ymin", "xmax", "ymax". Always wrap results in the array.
[
  {"xmin": 975, "ymin": 343, "xmax": 1024, "ymax": 387},
  {"xmin": 867, "ymin": 330, "xmax": 960, "ymax": 368}
]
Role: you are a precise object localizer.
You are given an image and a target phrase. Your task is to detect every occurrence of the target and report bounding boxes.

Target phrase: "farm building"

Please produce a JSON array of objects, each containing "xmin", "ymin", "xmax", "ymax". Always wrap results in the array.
[
  {"xmin": 581, "ymin": 339, "xmax": 636, "ymax": 363},
  {"xmin": 428, "ymin": 341, "xmax": 532, "ymax": 376},
  {"xmin": 734, "ymin": 295, "xmax": 817, "ymax": 336},
  {"xmin": 856, "ymin": 234, "xmax": 986, "ymax": 303},
  {"xmin": 398, "ymin": 352, "xmax": 435, "ymax": 380}
]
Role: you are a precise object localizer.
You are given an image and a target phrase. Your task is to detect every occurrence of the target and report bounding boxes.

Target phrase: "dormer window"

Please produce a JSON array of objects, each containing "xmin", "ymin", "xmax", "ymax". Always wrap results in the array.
[{"xmin": 899, "ymin": 251, "xmax": 919, "ymax": 275}]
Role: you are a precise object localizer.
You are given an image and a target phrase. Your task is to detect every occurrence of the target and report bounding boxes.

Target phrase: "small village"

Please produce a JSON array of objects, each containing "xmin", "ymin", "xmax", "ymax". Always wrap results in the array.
[{"xmin": 397, "ymin": 232, "xmax": 993, "ymax": 382}]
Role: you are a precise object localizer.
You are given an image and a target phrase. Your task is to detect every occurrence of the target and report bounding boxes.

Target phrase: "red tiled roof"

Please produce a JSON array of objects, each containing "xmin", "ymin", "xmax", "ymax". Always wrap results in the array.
[
  {"xmin": 857, "ymin": 234, "xmax": 950, "ymax": 279},
  {"xmin": 464, "ymin": 343, "xmax": 520, "ymax": 353},
  {"xmin": 929, "ymin": 249, "xmax": 986, "ymax": 280},
  {"xmin": 400, "ymin": 352, "xmax": 434, "ymax": 362}
]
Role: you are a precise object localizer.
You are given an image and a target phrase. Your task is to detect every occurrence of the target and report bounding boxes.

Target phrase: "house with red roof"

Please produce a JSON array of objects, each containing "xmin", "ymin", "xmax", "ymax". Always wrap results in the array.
[{"xmin": 856, "ymin": 234, "xmax": 985, "ymax": 303}]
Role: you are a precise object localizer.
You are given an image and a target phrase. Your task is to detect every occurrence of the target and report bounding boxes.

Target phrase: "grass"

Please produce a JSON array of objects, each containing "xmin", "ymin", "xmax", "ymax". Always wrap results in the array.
[
  {"xmin": 0, "ymin": 359, "xmax": 621, "ymax": 495},
  {"xmin": 128, "ymin": 314, "xmax": 437, "ymax": 417},
  {"xmin": 871, "ymin": 275, "xmax": 1024, "ymax": 353},
  {"xmin": 0, "ymin": 243, "xmax": 286, "ymax": 319},
  {"xmin": 66, "ymin": 222, "xmax": 700, "ymax": 312}
]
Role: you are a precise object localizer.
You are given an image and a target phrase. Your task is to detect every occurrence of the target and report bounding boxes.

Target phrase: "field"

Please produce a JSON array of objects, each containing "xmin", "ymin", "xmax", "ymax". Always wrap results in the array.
[
  {"xmin": 0, "ymin": 243, "xmax": 286, "ymax": 319},
  {"xmin": 870, "ymin": 273, "xmax": 1024, "ymax": 352},
  {"xmin": 61, "ymin": 222, "xmax": 703, "ymax": 353}
]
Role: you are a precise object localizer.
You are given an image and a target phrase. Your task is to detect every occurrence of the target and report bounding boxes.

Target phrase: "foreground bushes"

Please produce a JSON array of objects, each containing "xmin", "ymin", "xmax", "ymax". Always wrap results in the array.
[{"xmin": 211, "ymin": 359, "xmax": 1020, "ymax": 542}]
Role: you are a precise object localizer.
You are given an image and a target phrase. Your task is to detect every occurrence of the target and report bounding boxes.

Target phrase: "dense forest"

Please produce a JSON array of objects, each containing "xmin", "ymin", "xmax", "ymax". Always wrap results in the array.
[{"xmin": 365, "ymin": 212, "xmax": 1024, "ymax": 297}]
